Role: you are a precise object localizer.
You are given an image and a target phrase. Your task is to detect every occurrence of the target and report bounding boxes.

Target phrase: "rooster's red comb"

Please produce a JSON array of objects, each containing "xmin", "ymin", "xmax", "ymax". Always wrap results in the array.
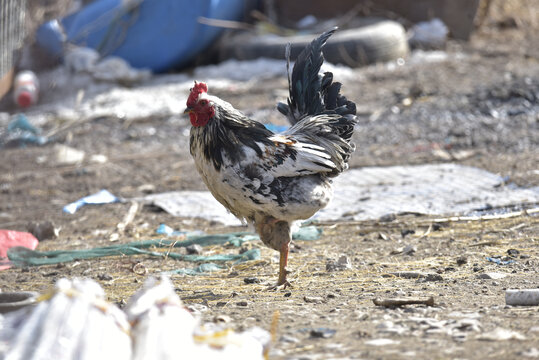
[{"xmin": 187, "ymin": 81, "xmax": 208, "ymax": 107}]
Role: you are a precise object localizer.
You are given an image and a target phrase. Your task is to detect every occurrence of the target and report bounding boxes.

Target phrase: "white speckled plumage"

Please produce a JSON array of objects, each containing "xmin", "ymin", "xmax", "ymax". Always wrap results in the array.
[{"xmin": 186, "ymin": 28, "xmax": 357, "ymax": 286}]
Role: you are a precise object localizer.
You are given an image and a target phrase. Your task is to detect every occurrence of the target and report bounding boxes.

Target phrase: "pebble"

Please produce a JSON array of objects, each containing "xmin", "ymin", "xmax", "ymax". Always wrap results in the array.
[
  {"xmin": 243, "ymin": 277, "xmax": 261, "ymax": 284},
  {"xmin": 304, "ymin": 296, "xmax": 324, "ymax": 304},
  {"xmin": 185, "ymin": 244, "xmax": 203, "ymax": 255},
  {"xmin": 477, "ymin": 327, "xmax": 526, "ymax": 341},
  {"xmin": 279, "ymin": 335, "xmax": 299, "ymax": 343},
  {"xmin": 214, "ymin": 315, "xmax": 232, "ymax": 323},
  {"xmin": 365, "ymin": 338, "xmax": 400, "ymax": 346},
  {"xmin": 97, "ymin": 273, "xmax": 113, "ymax": 281},
  {"xmin": 27, "ymin": 220, "xmax": 58, "ymax": 241},
  {"xmin": 236, "ymin": 301, "xmax": 249, "ymax": 307},
  {"xmin": 456, "ymin": 256, "xmax": 467, "ymax": 265},
  {"xmin": 310, "ymin": 328, "xmax": 336, "ymax": 338},
  {"xmin": 476, "ymin": 272, "xmax": 507, "ymax": 280},
  {"xmin": 326, "ymin": 255, "xmax": 352, "ymax": 271}
]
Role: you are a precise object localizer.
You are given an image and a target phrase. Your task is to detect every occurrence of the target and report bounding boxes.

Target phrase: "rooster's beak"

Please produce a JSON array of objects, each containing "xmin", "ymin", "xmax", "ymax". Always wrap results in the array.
[{"xmin": 184, "ymin": 107, "xmax": 193, "ymax": 114}]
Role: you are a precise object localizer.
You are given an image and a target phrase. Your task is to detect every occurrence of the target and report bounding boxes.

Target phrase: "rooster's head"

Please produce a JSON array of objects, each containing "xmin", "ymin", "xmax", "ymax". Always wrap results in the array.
[{"xmin": 185, "ymin": 81, "xmax": 215, "ymax": 127}]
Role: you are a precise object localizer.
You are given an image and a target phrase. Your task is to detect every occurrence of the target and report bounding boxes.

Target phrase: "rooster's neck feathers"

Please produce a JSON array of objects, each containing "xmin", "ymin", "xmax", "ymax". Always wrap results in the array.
[{"xmin": 190, "ymin": 98, "xmax": 273, "ymax": 171}]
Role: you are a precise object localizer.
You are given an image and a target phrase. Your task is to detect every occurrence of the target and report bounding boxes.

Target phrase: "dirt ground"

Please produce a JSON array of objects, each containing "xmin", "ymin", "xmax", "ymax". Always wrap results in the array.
[{"xmin": 1, "ymin": 1, "xmax": 538, "ymax": 359}]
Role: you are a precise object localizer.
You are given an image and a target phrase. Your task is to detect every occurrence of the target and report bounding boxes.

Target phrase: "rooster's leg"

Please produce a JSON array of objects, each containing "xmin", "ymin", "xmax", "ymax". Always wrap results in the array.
[{"xmin": 277, "ymin": 240, "xmax": 291, "ymax": 287}]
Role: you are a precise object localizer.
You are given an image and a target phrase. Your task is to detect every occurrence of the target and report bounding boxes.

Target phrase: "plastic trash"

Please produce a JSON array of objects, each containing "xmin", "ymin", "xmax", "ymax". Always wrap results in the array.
[
  {"xmin": 0, "ymin": 230, "xmax": 39, "ymax": 270},
  {"xmin": 2, "ymin": 114, "xmax": 47, "ymax": 148},
  {"xmin": 13, "ymin": 71, "xmax": 39, "ymax": 108},
  {"xmin": 0, "ymin": 278, "xmax": 132, "ymax": 360},
  {"xmin": 36, "ymin": 0, "xmax": 246, "ymax": 72},
  {"xmin": 0, "ymin": 277, "xmax": 269, "ymax": 359},
  {"xmin": 63, "ymin": 189, "xmax": 121, "ymax": 214},
  {"xmin": 409, "ymin": 18, "xmax": 449, "ymax": 49},
  {"xmin": 486, "ymin": 256, "xmax": 515, "ymax": 265}
]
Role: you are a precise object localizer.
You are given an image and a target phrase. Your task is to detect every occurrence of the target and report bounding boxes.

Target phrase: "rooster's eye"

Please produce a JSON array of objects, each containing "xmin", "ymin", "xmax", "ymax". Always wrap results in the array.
[{"xmin": 199, "ymin": 100, "xmax": 208, "ymax": 106}]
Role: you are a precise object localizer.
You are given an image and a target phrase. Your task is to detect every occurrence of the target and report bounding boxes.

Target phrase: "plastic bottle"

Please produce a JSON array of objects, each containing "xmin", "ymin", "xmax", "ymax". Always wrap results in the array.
[{"xmin": 13, "ymin": 71, "xmax": 39, "ymax": 108}]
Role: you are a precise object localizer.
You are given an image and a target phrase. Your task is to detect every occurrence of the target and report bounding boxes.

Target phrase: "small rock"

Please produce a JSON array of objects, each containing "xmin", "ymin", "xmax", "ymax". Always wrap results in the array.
[
  {"xmin": 186, "ymin": 244, "xmax": 203, "ymax": 255},
  {"xmin": 304, "ymin": 296, "xmax": 324, "ymax": 304},
  {"xmin": 507, "ymin": 249, "xmax": 520, "ymax": 257},
  {"xmin": 365, "ymin": 338, "xmax": 400, "ymax": 346},
  {"xmin": 401, "ymin": 229, "xmax": 415, "ymax": 238},
  {"xmin": 236, "ymin": 301, "xmax": 249, "ymax": 307},
  {"xmin": 456, "ymin": 256, "xmax": 467, "ymax": 266},
  {"xmin": 423, "ymin": 273, "xmax": 444, "ymax": 282},
  {"xmin": 521, "ymin": 348, "xmax": 539, "ymax": 358},
  {"xmin": 478, "ymin": 328, "xmax": 526, "ymax": 341},
  {"xmin": 403, "ymin": 245, "xmax": 417, "ymax": 255},
  {"xmin": 137, "ymin": 184, "xmax": 156, "ymax": 193},
  {"xmin": 244, "ymin": 277, "xmax": 261, "ymax": 284},
  {"xmin": 97, "ymin": 273, "xmax": 113, "ymax": 281},
  {"xmin": 279, "ymin": 335, "xmax": 299, "ymax": 343},
  {"xmin": 284, "ymin": 292, "xmax": 292, "ymax": 297},
  {"xmin": 214, "ymin": 315, "xmax": 232, "ymax": 323},
  {"xmin": 432, "ymin": 223, "xmax": 443, "ymax": 231},
  {"xmin": 379, "ymin": 213, "xmax": 396, "ymax": 222},
  {"xmin": 27, "ymin": 220, "xmax": 58, "ymax": 241},
  {"xmin": 326, "ymin": 254, "xmax": 352, "ymax": 271},
  {"xmin": 476, "ymin": 272, "xmax": 507, "ymax": 280},
  {"xmin": 310, "ymin": 328, "xmax": 336, "ymax": 338}
]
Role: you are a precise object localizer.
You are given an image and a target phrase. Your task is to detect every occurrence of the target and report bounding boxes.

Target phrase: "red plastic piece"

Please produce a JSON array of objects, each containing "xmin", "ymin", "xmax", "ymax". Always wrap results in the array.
[{"xmin": 0, "ymin": 230, "xmax": 39, "ymax": 270}]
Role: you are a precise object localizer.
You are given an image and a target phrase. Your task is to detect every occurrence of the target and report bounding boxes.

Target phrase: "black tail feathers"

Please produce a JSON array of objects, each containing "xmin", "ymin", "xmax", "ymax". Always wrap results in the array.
[{"xmin": 277, "ymin": 28, "xmax": 357, "ymax": 125}]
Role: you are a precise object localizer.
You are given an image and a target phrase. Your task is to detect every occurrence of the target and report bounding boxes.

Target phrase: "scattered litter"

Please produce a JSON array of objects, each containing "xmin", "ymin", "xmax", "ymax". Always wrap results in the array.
[
  {"xmin": 0, "ymin": 230, "xmax": 39, "ymax": 270},
  {"xmin": 26, "ymin": 220, "xmax": 58, "ymax": 241},
  {"xmin": 486, "ymin": 256, "xmax": 515, "ymax": 265},
  {"xmin": 0, "ymin": 277, "xmax": 269, "ymax": 359},
  {"xmin": 326, "ymin": 254, "xmax": 352, "ymax": 272},
  {"xmin": 505, "ymin": 289, "xmax": 539, "ymax": 306},
  {"xmin": 156, "ymin": 224, "xmax": 205, "ymax": 237},
  {"xmin": 0, "ymin": 291, "xmax": 39, "ymax": 313},
  {"xmin": 317, "ymin": 164, "xmax": 539, "ymax": 221},
  {"xmin": 365, "ymin": 338, "xmax": 400, "ymax": 346},
  {"xmin": 1, "ymin": 114, "xmax": 47, "ymax": 148},
  {"xmin": 309, "ymin": 328, "xmax": 336, "ymax": 339},
  {"xmin": 63, "ymin": 189, "xmax": 121, "ymax": 214},
  {"xmin": 477, "ymin": 328, "xmax": 526, "ymax": 341},
  {"xmin": 291, "ymin": 226, "xmax": 322, "ymax": 241},
  {"xmin": 167, "ymin": 263, "xmax": 223, "ymax": 276},
  {"xmin": 152, "ymin": 165, "xmax": 539, "ymax": 223},
  {"xmin": 476, "ymin": 272, "xmax": 507, "ymax": 280},
  {"xmin": 8, "ymin": 238, "xmax": 260, "ymax": 268},
  {"xmin": 54, "ymin": 144, "xmax": 85, "ymax": 164},
  {"xmin": 116, "ymin": 201, "xmax": 139, "ymax": 234},
  {"xmin": 409, "ymin": 18, "xmax": 449, "ymax": 49},
  {"xmin": 139, "ymin": 191, "xmax": 242, "ymax": 226},
  {"xmin": 384, "ymin": 271, "xmax": 441, "ymax": 281},
  {"xmin": 65, "ymin": 46, "xmax": 152, "ymax": 84},
  {"xmin": 0, "ymin": 278, "xmax": 132, "ymax": 360},
  {"xmin": 373, "ymin": 297, "xmax": 434, "ymax": 308}
]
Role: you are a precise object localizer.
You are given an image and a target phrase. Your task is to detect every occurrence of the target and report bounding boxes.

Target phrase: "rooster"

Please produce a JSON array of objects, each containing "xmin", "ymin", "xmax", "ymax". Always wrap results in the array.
[{"xmin": 184, "ymin": 28, "xmax": 356, "ymax": 287}]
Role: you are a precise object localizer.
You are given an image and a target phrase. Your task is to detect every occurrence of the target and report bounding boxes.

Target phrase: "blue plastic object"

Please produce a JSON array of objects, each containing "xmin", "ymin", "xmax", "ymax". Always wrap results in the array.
[{"xmin": 36, "ymin": 0, "xmax": 245, "ymax": 72}]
